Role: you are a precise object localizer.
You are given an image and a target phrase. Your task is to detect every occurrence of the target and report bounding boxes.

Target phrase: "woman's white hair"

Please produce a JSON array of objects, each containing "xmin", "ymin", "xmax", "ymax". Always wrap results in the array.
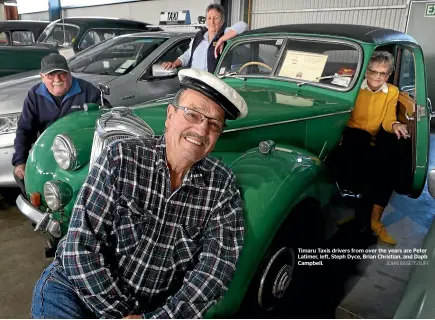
[{"xmin": 369, "ymin": 51, "xmax": 395, "ymax": 73}]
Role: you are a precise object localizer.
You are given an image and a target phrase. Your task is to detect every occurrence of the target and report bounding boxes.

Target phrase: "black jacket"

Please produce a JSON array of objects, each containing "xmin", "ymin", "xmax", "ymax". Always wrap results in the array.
[{"xmin": 187, "ymin": 24, "xmax": 226, "ymax": 73}]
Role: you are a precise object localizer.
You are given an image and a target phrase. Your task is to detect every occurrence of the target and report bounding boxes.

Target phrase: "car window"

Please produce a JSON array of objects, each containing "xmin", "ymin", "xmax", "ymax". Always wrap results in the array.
[
  {"xmin": 12, "ymin": 30, "xmax": 35, "ymax": 45},
  {"xmin": 219, "ymin": 37, "xmax": 361, "ymax": 89},
  {"xmin": 103, "ymin": 31, "xmax": 116, "ymax": 39},
  {"xmin": 79, "ymin": 30, "xmax": 100, "ymax": 50},
  {"xmin": 79, "ymin": 29, "xmax": 119, "ymax": 50},
  {"xmin": 158, "ymin": 40, "xmax": 190, "ymax": 64},
  {"xmin": 69, "ymin": 36, "xmax": 167, "ymax": 75},
  {"xmin": 276, "ymin": 39, "xmax": 360, "ymax": 88},
  {"xmin": 218, "ymin": 39, "xmax": 283, "ymax": 76},
  {"xmin": 38, "ymin": 23, "xmax": 79, "ymax": 47},
  {"xmin": 0, "ymin": 32, "xmax": 9, "ymax": 45},
  {"xmin": 398, "ymin": 48, "xmax": 415, "ymax": 95}
]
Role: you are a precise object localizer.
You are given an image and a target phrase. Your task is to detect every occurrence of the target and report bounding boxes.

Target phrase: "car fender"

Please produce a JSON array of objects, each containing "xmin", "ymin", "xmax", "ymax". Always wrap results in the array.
[{"xmin": 206, "ymin": 144, "xmax": 333, "ymax": 318}]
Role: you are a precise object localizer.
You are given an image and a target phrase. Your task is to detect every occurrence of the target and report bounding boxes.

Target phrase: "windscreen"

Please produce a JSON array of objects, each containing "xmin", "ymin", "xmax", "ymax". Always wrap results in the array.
[{"xmin": 69, "ymin": 36, "xmax": 168, "ymax": 76}]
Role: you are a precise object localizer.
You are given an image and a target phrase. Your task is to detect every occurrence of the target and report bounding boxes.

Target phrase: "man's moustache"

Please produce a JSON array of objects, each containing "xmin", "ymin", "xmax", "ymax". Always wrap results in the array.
[{"xmin": 182, "ymin": 132, "xmax": 210, "ymax": 146}]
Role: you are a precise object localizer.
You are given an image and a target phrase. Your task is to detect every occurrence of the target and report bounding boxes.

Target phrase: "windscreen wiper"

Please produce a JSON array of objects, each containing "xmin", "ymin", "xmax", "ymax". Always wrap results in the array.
[{"xmin": 297, "ymin": 74, "xmax": 353, "ymax": 87}]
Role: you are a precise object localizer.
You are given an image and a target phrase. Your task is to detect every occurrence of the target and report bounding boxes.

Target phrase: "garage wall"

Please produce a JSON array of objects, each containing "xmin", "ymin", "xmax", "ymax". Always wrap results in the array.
[
  {"xmin": 251, "ymin": 0, "xmax": 410, "ymax": 32},
  {"xmin": 230, "ymin": 0, "xmax": 244, "ymax": 24},
  {"xmin": 63, "ymin": 0, "xmax": 217, "ymax": 25},
  {"xmin": 20, "ymin": 11, "xmax": 49, "ymax": 20}
]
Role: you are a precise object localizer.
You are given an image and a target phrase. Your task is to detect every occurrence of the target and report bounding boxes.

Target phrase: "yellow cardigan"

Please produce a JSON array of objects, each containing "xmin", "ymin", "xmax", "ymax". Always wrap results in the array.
[{"xmin": 347, "ymin": 83, "xmax": 399, "ymax": 136}]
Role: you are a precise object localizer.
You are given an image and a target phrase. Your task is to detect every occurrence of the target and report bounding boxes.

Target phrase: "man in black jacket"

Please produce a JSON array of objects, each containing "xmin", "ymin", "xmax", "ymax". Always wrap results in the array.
[{"xmin": 12, "ymin": 53, "xmax": 105, "ymax": 195}]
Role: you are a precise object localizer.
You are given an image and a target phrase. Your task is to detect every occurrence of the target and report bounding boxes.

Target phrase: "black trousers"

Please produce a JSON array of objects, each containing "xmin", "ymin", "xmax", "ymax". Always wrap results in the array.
[{"xmin": 336, "ymin": 126, "xmax": 396, "ymax": 208}]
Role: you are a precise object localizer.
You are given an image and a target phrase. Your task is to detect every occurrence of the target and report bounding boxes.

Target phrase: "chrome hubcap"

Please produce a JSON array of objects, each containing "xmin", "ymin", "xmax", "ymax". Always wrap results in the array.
[
  {"xmin": 272, "ymin": 264, "xmax": 292, "ymax": 298},
  {"xmin": 258, "ymin": 247, "xmax": 295, "ymax": 311}
]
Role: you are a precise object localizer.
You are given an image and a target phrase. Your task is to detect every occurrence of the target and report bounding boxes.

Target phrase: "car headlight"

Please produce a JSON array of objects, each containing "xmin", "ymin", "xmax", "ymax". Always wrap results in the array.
[
  {"xmin": 43, "ymin": 180, "xmax": 73, "ymax": 211},
  {"xmin": 0, "ymin": 113, "xmax": 20, "ymax": 134},
  {"xmin": 52, "ymin": 134, "xmax": 77, "ymax": 170}
]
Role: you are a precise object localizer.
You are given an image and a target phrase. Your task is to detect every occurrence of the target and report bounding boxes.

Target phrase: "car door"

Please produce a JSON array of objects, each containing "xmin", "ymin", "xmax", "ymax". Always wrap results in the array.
[
  {"xmin": 394, "ymin": 45, "xmax": 430, "ymax": 197},
  {"xmin": 135, "ymin": 39, "xmax": 191, "ymax": 103}
]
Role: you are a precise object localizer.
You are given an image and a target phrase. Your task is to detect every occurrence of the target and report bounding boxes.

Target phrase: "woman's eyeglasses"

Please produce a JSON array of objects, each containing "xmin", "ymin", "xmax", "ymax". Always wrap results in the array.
[
  {"xmin": 367, "ymin": 68, "xmax": 390, "ymax": 78},
  {"xmin": 172, "ymin": 105, "xmax": 226, "ymax": 133}
]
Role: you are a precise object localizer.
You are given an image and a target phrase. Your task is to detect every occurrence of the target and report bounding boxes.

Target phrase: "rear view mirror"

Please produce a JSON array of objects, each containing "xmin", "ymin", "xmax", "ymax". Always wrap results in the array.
[{"xmin": 152, "ymin": 64, "xmax": 177, "ymax": 78}]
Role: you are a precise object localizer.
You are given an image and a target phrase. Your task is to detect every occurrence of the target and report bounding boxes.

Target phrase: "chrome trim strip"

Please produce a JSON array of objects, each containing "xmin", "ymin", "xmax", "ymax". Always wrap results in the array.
[
  {"xmin": 275, "ymin": 147, "xmax": 293, "ymax": 153},
  {"xmin": 224, "ymin": 109, "xmax": 351, "ymax": 133}
]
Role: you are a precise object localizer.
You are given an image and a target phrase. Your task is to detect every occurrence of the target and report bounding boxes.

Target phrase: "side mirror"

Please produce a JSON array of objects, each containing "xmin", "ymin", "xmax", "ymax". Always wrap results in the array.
[
  {"xmin": 98, "ymin": 83, "xmax": 110, "ymax": 108},
  {"xmin": 152, "ymin": 64, "xmax": 177, "ymax": 78},
  {"xmin": 99, "ymin": 82, "xmax": 110, "ymax": 96}
]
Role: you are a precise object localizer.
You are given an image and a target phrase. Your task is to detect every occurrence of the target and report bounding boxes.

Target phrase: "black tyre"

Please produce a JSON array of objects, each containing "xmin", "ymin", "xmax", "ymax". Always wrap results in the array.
[{"xmin": 236, "ymin": 200, "xmax": 324, "ymax": 318}]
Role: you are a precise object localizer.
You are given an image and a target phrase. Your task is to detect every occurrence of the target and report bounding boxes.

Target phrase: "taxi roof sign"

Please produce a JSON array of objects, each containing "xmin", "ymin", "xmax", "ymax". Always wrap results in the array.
[{"xmin": 160, "ymin": 10, "xmax": 191, "ymax": 25}]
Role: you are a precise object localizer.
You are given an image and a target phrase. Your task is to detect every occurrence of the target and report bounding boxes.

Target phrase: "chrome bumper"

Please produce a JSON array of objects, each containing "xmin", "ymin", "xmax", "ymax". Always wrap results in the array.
[{"xmin": 16, "ymin": 195, "xmax": 61, "ymax": 238}]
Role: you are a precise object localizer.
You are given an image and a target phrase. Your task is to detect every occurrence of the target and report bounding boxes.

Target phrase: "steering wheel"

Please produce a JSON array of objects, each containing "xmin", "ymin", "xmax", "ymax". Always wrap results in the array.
[{"xmin": 238, "ymin": 61, "xmax": 273, "ymax": 73}]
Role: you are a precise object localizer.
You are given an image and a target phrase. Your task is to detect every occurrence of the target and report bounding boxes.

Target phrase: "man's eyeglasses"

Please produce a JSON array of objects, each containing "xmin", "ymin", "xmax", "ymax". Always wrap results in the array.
[
  {"xmin": 43, "ymin": 71, "xmax": 68, "ymax": 79},
  {"xmin": 172, "ymin": 104, "xmax": 226, "ymax": 133},
  {"xmin": 367, "ymin": 68, "xmax": 390, "ymax": 78}
]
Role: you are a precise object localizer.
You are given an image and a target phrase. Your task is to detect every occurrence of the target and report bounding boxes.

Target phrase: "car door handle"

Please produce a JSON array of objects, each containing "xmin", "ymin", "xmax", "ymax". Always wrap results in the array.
[{"xmin": 121, "ymin": 95, "xmax": 135, "ymax": 100}]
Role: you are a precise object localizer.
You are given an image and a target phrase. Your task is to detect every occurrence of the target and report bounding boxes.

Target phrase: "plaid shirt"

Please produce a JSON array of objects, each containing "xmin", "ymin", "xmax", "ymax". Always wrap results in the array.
[{"xmin": 55, "ymin": 135, "xmax": 244, "ymax": 319}]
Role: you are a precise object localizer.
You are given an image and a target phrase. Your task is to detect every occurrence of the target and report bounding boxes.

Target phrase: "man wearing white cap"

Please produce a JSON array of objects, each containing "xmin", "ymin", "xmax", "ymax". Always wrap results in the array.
[{"xmin": 31, "ymin": 69, "xmax": 248, "ymax": 319}]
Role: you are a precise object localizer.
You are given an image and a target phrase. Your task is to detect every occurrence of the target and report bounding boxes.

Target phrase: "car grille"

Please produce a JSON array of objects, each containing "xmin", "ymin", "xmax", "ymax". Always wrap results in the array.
[{"xmin": 89, "ymin": 107, "xmax": 154, "ymax": 172}]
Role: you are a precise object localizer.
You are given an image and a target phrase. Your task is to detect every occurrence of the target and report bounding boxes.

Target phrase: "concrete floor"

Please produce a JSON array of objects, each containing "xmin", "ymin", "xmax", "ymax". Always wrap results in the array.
[
  {"xmin": 337, "ymin": 133, "xmax": 435, "ymax": 319},
  {"xmin": 0, "ymin": 189, "xmax": 48, "ymax": 319},
  {"xmin": 0, "ymin": 134, "xmax": 434, "ymax": 319}
]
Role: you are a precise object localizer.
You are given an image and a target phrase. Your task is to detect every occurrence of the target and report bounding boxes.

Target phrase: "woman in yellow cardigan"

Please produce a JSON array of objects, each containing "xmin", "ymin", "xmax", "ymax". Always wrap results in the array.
[{"xmin": 338, "ymin": 51, "xmax": 409, "ymax": 245}]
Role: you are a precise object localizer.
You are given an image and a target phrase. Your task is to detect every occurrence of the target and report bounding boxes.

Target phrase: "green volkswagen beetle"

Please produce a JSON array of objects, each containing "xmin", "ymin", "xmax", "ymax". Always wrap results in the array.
[{"xmin": 16, "ymin": 24, "xmax": 435, "ymax": 317}]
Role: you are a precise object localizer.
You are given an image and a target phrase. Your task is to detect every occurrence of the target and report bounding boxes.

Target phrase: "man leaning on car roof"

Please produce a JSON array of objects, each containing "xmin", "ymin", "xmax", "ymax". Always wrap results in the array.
[
  {"xmin": 31, "ymin": 68, "xmax": 247, "ymax": 319},
  {"xmin": 12, "ymin": 53, "xmax": 107, "ymax": 196}
]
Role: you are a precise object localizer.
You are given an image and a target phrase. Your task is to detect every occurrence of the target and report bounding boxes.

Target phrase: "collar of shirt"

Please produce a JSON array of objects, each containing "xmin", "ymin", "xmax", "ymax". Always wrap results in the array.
[
  {"xmin": 361, "ymin": 78, "xmax": 389, "ymax": 93},
  {"xmin": 36, "ymin": 77, "xmax": 82, "ymax": 105},
  {"xmin": 155, "ymin": 135, "xmax": 208, "ymax": 188}
]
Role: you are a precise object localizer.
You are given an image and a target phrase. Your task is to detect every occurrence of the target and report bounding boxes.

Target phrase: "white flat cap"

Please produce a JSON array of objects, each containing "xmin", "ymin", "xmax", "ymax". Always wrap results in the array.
[{"xmin": 178, "ymin": 68, "xmax": 248, "ymax": 120}]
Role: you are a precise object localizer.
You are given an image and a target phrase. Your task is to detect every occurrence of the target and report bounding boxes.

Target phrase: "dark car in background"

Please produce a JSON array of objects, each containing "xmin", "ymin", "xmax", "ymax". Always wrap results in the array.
[
  {"xmin": 0, "ymin": 20, "xmax": 50, "ymax": 46},
  {"xmin": 36, "ymin": 17, "xmax": 163, "ymax": 59},
  {"xmin": 0, "ymin": 20, "xmax": 57, "ymax": 77}
]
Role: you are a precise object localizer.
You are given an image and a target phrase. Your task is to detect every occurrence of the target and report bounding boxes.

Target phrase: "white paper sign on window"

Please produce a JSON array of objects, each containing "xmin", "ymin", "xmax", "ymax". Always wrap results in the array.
[{"xmin": 278, "ymin": 50, "xmax": 328, "ymax": 81}]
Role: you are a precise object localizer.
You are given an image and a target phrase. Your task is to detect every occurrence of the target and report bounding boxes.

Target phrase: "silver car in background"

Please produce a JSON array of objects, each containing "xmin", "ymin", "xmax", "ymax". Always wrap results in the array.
[{"xmin": 0, "ymin": 31, "xmax": 194, "ymax": 186}]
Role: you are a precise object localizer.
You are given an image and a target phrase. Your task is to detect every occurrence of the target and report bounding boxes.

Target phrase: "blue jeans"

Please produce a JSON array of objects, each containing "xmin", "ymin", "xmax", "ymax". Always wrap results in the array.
[{"xmin": 31, "ymin": 260, "xmax": 95, "ymax": 319}]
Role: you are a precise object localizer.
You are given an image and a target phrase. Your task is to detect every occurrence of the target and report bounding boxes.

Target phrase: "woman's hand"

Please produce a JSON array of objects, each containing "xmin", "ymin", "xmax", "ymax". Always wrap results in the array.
[
  {"xmin": 392, "ymin": 123, "xmax": 410, "ymax": 139},
  {"xmin": 162, "ymin": 62, "xmax": 176, "ymax": 70}
]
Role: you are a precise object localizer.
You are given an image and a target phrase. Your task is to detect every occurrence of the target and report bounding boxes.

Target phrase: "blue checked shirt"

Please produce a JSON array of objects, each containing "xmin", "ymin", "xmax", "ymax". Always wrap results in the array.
[{"xmin": 55, "ymin": 135, "xmax": 244, "ymax": 319}]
